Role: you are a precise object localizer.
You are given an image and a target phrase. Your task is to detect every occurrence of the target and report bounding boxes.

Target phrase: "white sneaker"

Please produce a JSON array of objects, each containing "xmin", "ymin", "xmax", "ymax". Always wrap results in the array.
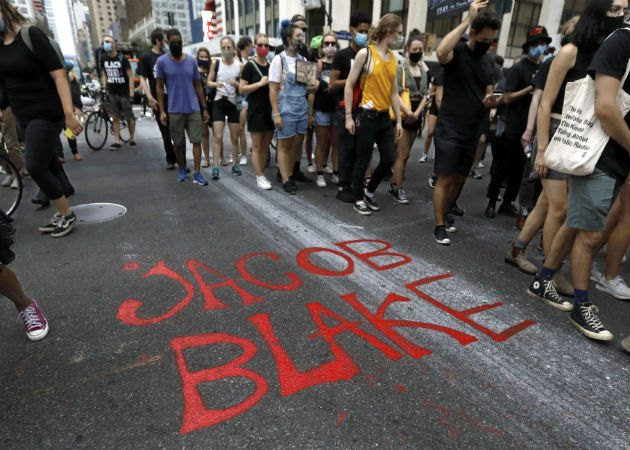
[
  {"xmin": 477, "ymin": 162, "xmax": 485, "ymax": 168},
  {"xmin": 323, "ymin": 166, "xmax": 333, "ymax": 174},
  {"xmin": 256, "ymin": 175, "xmax": 272, "ymax": 190},
  {"xmin": 10, "ymin": 178, "xmax": 18, "ymax": 189},
  {"xmin": 239, "ymin": 155, "xmax": 247, "ymax": 165},
  {"xmin": 316, "ymin": 175, "xmax": 327, "ymax": 188},
  {"xmin": 307, "ymin": 164, "xmax": 316, "ymax": 173},
  {"xmin": 331, "ymin": 174, "xmax": 339, "ymax": 184},
  {"xmin": 419, "ymin": 154, "xmax": 428, "ymax": 163},
  {"xmin": 228, "ymin": 155, "xmax": 233, "ymax": 164},
  {"xmin": 596, "ymin": 276, "xmax": 630, "ymax": 300},
  {"xmin": 590, "ymin": 263, "xmax": 603, "ymax": 283},
  {"xmin": 1, "ymin": 175, "xmax": 13, "ymax": 187}
]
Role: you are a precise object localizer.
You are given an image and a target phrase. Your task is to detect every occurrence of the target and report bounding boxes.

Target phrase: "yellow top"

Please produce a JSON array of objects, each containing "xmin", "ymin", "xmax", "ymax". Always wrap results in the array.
[{"xmin": 360, "ymin": 45, "xmax": 397, "ymax": 111}]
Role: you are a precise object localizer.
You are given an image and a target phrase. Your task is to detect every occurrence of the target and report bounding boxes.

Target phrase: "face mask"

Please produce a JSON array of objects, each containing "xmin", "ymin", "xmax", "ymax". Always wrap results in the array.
[
  {"xmin": 323, "ymin": 45, "xmax": 337, "ymax": 57},
  {"xmin": 0, "ymin": 20, "xmax": 4, "ymax": 33},
  {"xmin": 392, "ymin": 36, "xmax": 404, "ymax": 49},
  {"xmin": 222, "ymin": 49, "xmax": 234, "ymax": 59},
  {"xmin": 162, "ymin": 43, "xmax": 170, "ymax": 53},
  {"xmin": 290, "ymin": 39, "xmax": 303, "ymax": 52},
  {"xmin": 528, "ymin": 44, "xmax": 546, "ymax": 59},
  {"xmin": 471, "ymin": 40, "xmax": 491, "ymax": 57},
  {"xmin": 170, "ymin": 41, "xmax": 183, "ymax": 57},
  {"xmin": 604, "ymin": 15, "xmax": 625, "ymax": 35},
  {"xmin": 409, "ymin": 51, "xmax": 422, "ymax": 63},
  {"xmin": 103, "ymin": 42, "xmax": 113, "ymax": 52},
  {"xmin": 256, "ymin": 46, "xmax": 269, "ymax": 58},
  {"xmin": 198, "ymin": 59, "xmax": 210, "ymax": 69},
  {"xmin": 354, "ymin": 32, "xmax": 368, "ymax": 47}
]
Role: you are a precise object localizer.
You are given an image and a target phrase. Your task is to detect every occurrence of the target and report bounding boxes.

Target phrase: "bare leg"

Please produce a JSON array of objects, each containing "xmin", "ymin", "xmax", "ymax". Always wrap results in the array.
[
  {"xmin": 112, "ymin": 117, "xmax": 121, "ymax": 144},
  {"xmin": 315, "ymin": 126, "xmax": 330, "ymax": 172},
  {"xmin": 239, "ymin": 108, "xmax": 247, "ymax": 158},
  {"xmin": 544, "ymin": 224, "xmax": 578, "ymax": 270},
  {"xmin": 51, "ymin": 195, "xmax": 71, "ymax": 216},
  {"xmin": 228, "ymin": 122, "xmax": 241, "ymax": 165},
  {"xmin": 571, "ymin": 230, "xmax": 604, "ymax": 291},
  {"xmin": 541, "ymin": 179, "xmax": 568, "ymax": 257},
  {"xmin": 192, "ymin": 143, "xmax": 201, "ymax": 173},
  {"xmin": 601, "ymin": 184, "xmax": 630, "ymax": 279},
  {"xmin": 277, "ymin": 137, "xmax": 294, "ymax": 183},
  {"xmin": 212, "ymin": 121, "xmax": 226, "ymax": 169},
  {"xmin": 392, "ymin": 128, "xmax": 416, "ymax": 188},
  {"xmin": 202, "ymin": 125, "xmax": 210, "ymax": 166},
  {"xmin": 423, "ymin": 114, "xmax": 437, "ymax": 157},
  {"xmin": 511, "ymin": 191, "xmax": 548, "ymax": 258},
  {"xmin": 433, "ymin": 174, "xmax": 466, "ymax": 226},
  {"xmin": 0, "ymin": 266, "xmax": 31, "ymax": 310},
  {"xmin": 471, "ymin": 134, "xmax": 487, "ymax": 169},
  {"xmin": 127, "ymin": 117, "xmax": 135, "ymax": 141}
]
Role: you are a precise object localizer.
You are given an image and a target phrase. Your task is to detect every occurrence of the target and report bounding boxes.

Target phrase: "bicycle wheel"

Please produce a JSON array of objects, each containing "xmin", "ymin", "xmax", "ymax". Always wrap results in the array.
[
  {"xmin": 0, "ymin": 154, "xmax": 23, "ymax": 216},
  {"xmin": 85, "ymin": 111, "xmax": 108, "ymax": 150},
  {"xmin": 118, "ymin": 120, "xmax": 130, "ymax": 143}
]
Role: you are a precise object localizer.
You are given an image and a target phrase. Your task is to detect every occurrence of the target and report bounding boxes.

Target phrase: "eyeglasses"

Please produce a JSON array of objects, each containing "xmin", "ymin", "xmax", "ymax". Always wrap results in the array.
[
  {"xmin": 256, "ymin": 43, "xmax": 270, "ymax": 48},
  {"xmin": 609, "ymin": 5, "xmax": 630, "ymax": 17},
  {"xmin": 322, "ymin": 41, "xmax": 336, "ymax": 47}
]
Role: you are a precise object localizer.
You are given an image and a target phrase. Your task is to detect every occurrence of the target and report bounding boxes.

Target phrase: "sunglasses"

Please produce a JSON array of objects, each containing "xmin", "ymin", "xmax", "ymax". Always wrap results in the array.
[
  {"xmin": 256, "ymin": 43, "xmax": 270, "ymax": 48},
  {"xmin": 322, "ymin": 41, "xmax": 336, "ymax": 47}
]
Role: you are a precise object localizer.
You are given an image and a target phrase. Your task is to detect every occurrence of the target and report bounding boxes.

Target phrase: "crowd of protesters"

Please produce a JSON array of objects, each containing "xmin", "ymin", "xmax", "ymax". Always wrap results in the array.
[{"xmin": 0, "ymin": 0, "xmax": 629, "ymax": 353}]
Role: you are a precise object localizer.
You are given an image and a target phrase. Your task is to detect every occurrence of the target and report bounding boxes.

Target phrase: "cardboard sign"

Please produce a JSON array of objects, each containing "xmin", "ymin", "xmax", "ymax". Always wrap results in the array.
[{"xmin": 296, "ymin": 60, "xmax": 317, "ymax": 85}]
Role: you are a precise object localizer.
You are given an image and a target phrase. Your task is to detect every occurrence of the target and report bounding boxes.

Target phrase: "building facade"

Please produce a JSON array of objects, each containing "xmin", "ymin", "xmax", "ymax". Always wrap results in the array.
[{"xmin": 86, "ymin": 0, "xmax": 119, "ymax": 47}]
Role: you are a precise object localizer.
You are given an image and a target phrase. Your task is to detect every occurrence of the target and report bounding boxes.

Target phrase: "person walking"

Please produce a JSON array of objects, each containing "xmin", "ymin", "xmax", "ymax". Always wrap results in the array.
[{"xmin": 196, "ymin": 47, "xmax": 213, "ymax": 168}]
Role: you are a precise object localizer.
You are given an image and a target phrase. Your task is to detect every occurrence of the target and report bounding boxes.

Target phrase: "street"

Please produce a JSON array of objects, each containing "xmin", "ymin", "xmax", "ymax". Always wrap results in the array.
[{"xmin": 1, "ymin": 112, "xmax": 629, "ymax": 449}]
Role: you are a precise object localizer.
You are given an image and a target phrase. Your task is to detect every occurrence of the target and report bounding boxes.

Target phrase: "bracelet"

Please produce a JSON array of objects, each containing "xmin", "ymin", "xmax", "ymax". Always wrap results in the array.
[{"xmin": 273, "ymin": 113, "xmax": 281, "ymax": 117}]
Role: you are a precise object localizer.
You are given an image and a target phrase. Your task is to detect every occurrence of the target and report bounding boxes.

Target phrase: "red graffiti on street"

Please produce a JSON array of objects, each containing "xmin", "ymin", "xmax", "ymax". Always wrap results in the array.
[{"xmin": 116, "ymin": 239, "xmax": 536, "ymax": 434}]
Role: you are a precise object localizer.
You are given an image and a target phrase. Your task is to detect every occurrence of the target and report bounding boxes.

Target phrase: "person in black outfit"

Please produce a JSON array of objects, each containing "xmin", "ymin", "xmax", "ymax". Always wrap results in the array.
[
  {"xmin": 484, "ymin": 26, "xmax": 551, "ymax": 219},
  {"xmin": 329, "ymin": 10, "xmax": 372, "ymax": 202},
  {"xmin": 0, "ymin": 1, "xmax": 82, "ymax": 238},
  {"xmin": 138, "ymin": 28, "xmax": 176, "ymax": 169}
]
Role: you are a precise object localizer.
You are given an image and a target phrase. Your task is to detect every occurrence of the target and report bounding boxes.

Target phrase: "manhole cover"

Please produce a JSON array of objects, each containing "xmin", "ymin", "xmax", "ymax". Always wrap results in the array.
[{"xmin": 71, "ymin": 203, "xmax": 127, "ymax": 224}]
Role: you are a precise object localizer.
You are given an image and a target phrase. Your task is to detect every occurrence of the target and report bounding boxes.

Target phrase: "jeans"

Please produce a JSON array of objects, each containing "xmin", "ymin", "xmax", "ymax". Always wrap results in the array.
[{"xmin": 336, "ymin": 109, "xmax": 356, "ymax": 190}]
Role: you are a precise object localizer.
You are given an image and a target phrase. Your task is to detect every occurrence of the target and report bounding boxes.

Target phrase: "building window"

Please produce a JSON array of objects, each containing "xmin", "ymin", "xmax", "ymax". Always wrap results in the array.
[
  {"xmin": 380, "ymin": 0, "xmax": 408, "ymax": 31},
  {"xmin": 506, "ymin": 0, "xmax": 543, "ymax": 58},
  {"xmin": 351, "ymin": 0, "xmax": 373, "ymax": 19},
  {"xmin": 425, "ymin": 15, "xmax": 461, "ymax": 38},
  {"xmin": 560, "ymin": 0, "xmax": 588, "ymax": 31}
]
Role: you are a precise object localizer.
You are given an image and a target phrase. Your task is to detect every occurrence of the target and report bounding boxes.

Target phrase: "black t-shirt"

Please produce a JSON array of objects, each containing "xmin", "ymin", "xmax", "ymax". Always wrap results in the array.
[
  {"xmin": 314, "ymin": 60, "xmax": 336, "ymax": 112},
  {"xmin": 503, "ymin": 57, "xmax": 539, "ymax": 134},
  {"xmin": 101, "ymin": 52, "xmax": 131, "ymax": 96},
  {"xmin": 439, "ymin": 43, "xmax": 494, "ymax": 134},
  {"xmin": 241, "ymin": 60, "xmax": 271, "ymax": 118},
  {"xmin": 138, "ymin": 49, "xmax": 160, "ymax": 99},
  {"xmin": 531, "ymin": 57, "xmax": 552, "ymax": 90},
  {"xmin": 331, "ymin": 46, "xmax": 357, "ymax": 106},
  {"xmin": 588, "ymin": 29, "xmax": 630, "ymax": 181},
  {"xmin": 0, "ymin": 26, "xmax": 64, "ymax": 122}
]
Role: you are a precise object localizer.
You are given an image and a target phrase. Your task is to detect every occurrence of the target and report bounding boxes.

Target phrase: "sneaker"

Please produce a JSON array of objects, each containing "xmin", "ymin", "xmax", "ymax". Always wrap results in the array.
[
  {"xmin": 294, "ymin": 171, "xmax": 312, "ymax": 183},
  {"xmin": 17, "ymin": 299, "xmax": 49, "ymax": 341},
  {"xmin": 192, "ymin": 173, "xmax": 208, "ymax": 186},
  {"xmin": 283, "ymin": 180, "xmax": 296, "ymax": 195},
  {"xmin": 51, "ymin": 212, "xmax": 77, "ymax": 238},
  {"xmin": 428, "ymin": 175, "xmax": 437, "ymax": 189},
  {"xmin": 212, "ymin": 168, "xmax": 219, "ymax": 180},
  {"xmin": 389, "ymin": 184, "xmax": 409, "ymax": 204},
  {"xmin": 477, "ymin": 162, "xmax": 485, "ymax": 168},
  {"xmin": 307, "ymin": 164, "xmax": 316, "ymax": 173},
  {"xmin": 1, "ymin": 175, "xmax": 14, "ymax": 187},
  {"xmin": 484, "ymin": 203, "xmax": 496, "ymax": 218},
  {"xmin": 323, "ymin": 165, "xmax": 333, "ymax": 175},
  {"xmin": 363, "ymin": 192, "xmax": 380, "ymax": 211},
  {"xmin": 621, "ymin": 336, "xmax": 630, "ymax": 353},
  {"xmin": 449, "ymin": 202, "xmax": 464, "ymax": 216},
  {"xmin": 445, "ymin": 215, "xmax": 456, "ymax": 233},
  {"xmin": 553, "ymin": 272, "xmax": 574, "ymax": 298},
  {"xmin": 178, "ymin": 168, "xmax": 187, "ymax": 181},
  {"xmin": 470, "ymin": 167, "xmax": 483, "ymax": 179},
  {"xmin": 419, "ymin": 153, "xmax": 428, "ymax": 163},
  {"xmin": 526, "ymin": 276, "xmax": 573, "ymax": 311},
  {"xmin": 232, "ymin": 165, "xmax": 242, "ymax": 176},
  {"xmin": 316, "ymin": 175, "xmax": 327, "ymax": 188},
  {"xmin": 505, "ymin": 246, "xmax": 537, "ymax": 274},
  {"xmin": 434, "ymin": 226, "xmax": 451, "ymax": 245},
  {"xmin": 331, "ymin": 174, "xmax": 339, "ymax": 184},
  {"xmin": 38, "ymin": 213, "xmax": 61, "ymax": 233},
  {"xmin": 166, "ymin": 163, "xmax": 176, "ymax": 170},
  {"xmin": 590, "ymin": 263, "xmax": 603, "ymax": 283},
  {"xmin": 354, "ymin": 201, "xmax": 371, "ymax": 216},
  {"xmin": 10, "ymin": 178, "xmax": 18, "ymax": 189},
  {"xmin": 109, "ymin": 142, "xmax": 122, "ymax": 151},
  {"xmin": 256, "ymin": 175, "xmax": 272, "ymax": 190},
  {"xmin": 336, "ymin": 187, "xmax": 354, "ymax": 203},
  {"xmin": 569, "ymin": 304, "xmax": 614, "ymax": 341},
  {"xmin": 129, "ymin": 141, "xmax": 137, "ymax": 148},
  {"xmin": 239, "ymin": 155, "xmax": 247, "ymax": 165},
  {"xmin": 228, "ymin": 155, "xmax": 233, "ymax": 164},
  {"xmin": 596, "ymin": 276, "xmax": 630, "ymax": 300}
]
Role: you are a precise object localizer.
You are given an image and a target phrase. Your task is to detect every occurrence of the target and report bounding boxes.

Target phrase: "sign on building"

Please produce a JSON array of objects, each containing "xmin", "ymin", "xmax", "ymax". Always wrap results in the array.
[
  {"xmin": 427, "ymin": 0, "xmax": 496, "ymax": 20},
  {"xmin": 202, "ymin": 10, "xmax": 216, "ymax": 42}
]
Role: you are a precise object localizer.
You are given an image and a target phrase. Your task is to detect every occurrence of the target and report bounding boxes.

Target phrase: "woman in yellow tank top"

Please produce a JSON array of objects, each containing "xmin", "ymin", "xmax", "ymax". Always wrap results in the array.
[{"xmin": 343, "ymin": 13, "xmax": 404, "ymax": 215}]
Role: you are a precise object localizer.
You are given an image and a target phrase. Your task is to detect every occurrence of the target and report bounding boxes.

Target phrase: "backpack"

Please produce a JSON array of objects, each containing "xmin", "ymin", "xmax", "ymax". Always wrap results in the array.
[{"xmin": 20, "ymin": 25, "xmax": 67, "ymax": 73}]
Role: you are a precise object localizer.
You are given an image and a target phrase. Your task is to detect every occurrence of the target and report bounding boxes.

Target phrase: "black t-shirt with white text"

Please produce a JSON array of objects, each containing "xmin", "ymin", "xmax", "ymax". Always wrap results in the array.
[
  {"xmin": 588, "ymin": 28, "xmax": 630, "ymax": 181},
  {"xmin": 331, "ymin": 46, "xmax": 357, "ymax": 106},
  {"xmin": 102, "ymin": 53, "xmax": 131, "ymax": 96},
  {"xmin": 138, "ymin": 49, "xmax": 160, "ymax": 99},
  {"xmin": 503, "ymin": 57, "xmax": 538, "ymax": 134}
]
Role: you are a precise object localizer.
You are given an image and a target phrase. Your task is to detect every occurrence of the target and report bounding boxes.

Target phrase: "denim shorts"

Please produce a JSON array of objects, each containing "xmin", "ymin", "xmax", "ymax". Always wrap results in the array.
[
  {"xmin": 567, "ymin": 168, "xmax": 622, "ymax": 232},
  {"xmin": 314, "ymin": 110, "xmax": 336, "ymax": 127},
  {"xmin": 276, "ymin": 117, "xmax": 308, "ymax": 139}
]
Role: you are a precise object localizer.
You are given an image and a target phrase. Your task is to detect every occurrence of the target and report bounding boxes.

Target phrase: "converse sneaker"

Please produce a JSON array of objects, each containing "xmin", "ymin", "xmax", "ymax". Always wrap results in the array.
[
  {"xmin": 239, "ymin": 155, "xmax": 247, "ymax": 166},
  {"xmin": 212, "ymin": 168, "xmax": 220, "ymax": 180},
  {"xmin": 419, "ymin": 153, "xmax": 428, "ymax": 163},
  {"xmin": 445, "ymin": 214, "xmax": 456, "ymax": 233},
  {"xmin": 323, "ymin": 165, "xmax": 333, "ymax": 175},
  {"xmin": 434, "ymin": 226, "xmax": 451, "ymax": 245},
  {"xmin": 192, "ymin": 173, "xmax": 208, "ymax": 186},
  {"xmin": 283, "ymin": 181, "xmax": 296, "ymax": 195},
  {"xmin": 388, "ymin": 184, "xmax": 409, "ymax": 204},
  {"xmin": 256, "ymin": 175, "xmax": 272, "ymax": 190},
  {"xmin": 364, "ymin": 191, "xmax": 380, "ymax": 211},
  {"xmin": 590, "ymin": 263, "xmax": 603, "ymax": 283},
  {"xmin": 316, "ymin": 175, "xmax": 327, "ymax": 187},
  {"xmin": 51, "ymin": 212, "xmax": 77, "ymax": 238},
  {"xmin": 527, "ymin": 276, "xmax": 573, "ymax": 311},
  {"xmin": 354, "ymin": 201, "xmax": 371, "ymax": 216},
  {"xmin": 38, "ymin": 213, "xmax": 61, "ymax": 233},
  {"xmin": 307, "ymin": 164, "xmax": 316, "ymax": 173},
  {"xmin": 232, "ymin": 165, "xmax": 242, "ymax": 176},
  {"xmin": 505, "ymin": 245, "xmax": 537, "ymax": 274},
  {"xmin": 17, "ymin": 299, "xmax": 49, "ymax": 341},
  {"xmin": 596, "ymin": 276, "xmax": 630, "ymax": 300},
  {"xmin": 569, "ymin": 303, "xmax": 614, "ymax": 341},
  {"xmin": 331, "ymin": 173, "xmax": 339, "ymax": 184},
  {"xmin": 178, "ymin": 167, "xmax": 187, "ymax": 181}
]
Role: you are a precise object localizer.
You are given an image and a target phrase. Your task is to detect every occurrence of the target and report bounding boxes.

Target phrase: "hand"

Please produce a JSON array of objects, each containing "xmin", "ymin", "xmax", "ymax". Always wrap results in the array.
[
  {"xmin": 229, "ymin": 79, "xmax": 239, "ymax": 88},
  {"xmin": 310, "ymin": 79, "xmax": 320, "ymax": 88},
  {"xmin": 394, "ymin": 122, "xmax": 403, "ymax": 141},
  {"xmin": 273, "ymin": 114, "xmax": 283, "ymax": 129},
  {"xmin": 202, "ymin": 109, "xmax": 210, "ymax": 124},
  {"xmin": 308, "ymin": 114, "xmax": 315, "ymax": 128},
  {"xmin": 483, "ymin": 94, "xmax": 501, "ymax": 109},
  {"xmin": 259, "ymin": 76, "xmax": 269, "ymax": 87},
  {"xmin": 468, "ymin": 0, "xmax": 489, "ymax": 22},
  {"xmin": 148, "ymin": 97, "xmax": 158, "ymax": 109},
  {"xmin": 160, "ymin": 111, "xmax": 168, "ymax": 126},
  {"xmin": 521, "ymin": 129, "xmax": 534, "ymax": 148},
  {"xmin": 534, "ymin": 151, "xmax": 548, "ymax": 178},
  {"xmin": 346, "ymin": 117, "xmax": 355, "ymax": 135},
  {"xmin": 66, "ymin": 114, "xmax": 83, "ymax": 136}
]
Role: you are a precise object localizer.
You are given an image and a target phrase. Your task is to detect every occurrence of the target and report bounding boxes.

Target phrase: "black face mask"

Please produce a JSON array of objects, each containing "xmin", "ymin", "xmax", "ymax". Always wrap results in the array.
[
  {"xmin": 198, "ymin": 59, "xmax": 210, "ymax": 69},
  {"xmin": 170, "ymin": 41, "xmax": 183, "ymax": 57},
  {"xmin": 471, "ymin": 40, "xmax": 491, "ymax": 57},
  {"xmin": 604, "ymin": 16, "xmax": 625, "ymax": 36},
  {"xmin": 409, "ymin": 51, "xmax": 422, "ymax": 63}
]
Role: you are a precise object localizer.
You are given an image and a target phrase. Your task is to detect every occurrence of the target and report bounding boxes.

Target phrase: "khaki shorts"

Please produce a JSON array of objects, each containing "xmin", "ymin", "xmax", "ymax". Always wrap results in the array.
[
  {"xmin": 106, "ymin": 94, "xmax": 134, "ymax": 121},
  {"xmin": 169, "ymin": 112, "xmax": 203, "ymax": 147},
  {"xmin": 567, "ymin": 168, "xmax": 622, "ymax": 232}
]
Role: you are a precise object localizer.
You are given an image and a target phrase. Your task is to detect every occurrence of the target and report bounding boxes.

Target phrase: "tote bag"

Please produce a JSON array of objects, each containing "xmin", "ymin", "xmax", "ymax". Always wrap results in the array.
[
  {"xmin": 390, "ymin": 64, "xmax": 411, "ymax": 121},
  {"xmin": 544, "ymin": 29, "xmax": 630, "ymax": 176}
]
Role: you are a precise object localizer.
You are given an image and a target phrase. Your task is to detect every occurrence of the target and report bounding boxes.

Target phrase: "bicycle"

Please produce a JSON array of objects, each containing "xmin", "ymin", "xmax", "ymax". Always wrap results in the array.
[
  {"xmin": 83, "ymin": 89, "xmax": 130, "ymax": 150},
  {"xmin": 0, "ymin": 150, "xmax": 23, "ymax": 216}
]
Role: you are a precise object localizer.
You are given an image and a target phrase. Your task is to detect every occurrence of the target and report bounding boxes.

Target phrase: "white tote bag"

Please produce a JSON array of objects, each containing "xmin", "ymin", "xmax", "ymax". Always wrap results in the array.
[{"xmin": 545, "ymin": 29, "xmax": 630, "ymax": 176}]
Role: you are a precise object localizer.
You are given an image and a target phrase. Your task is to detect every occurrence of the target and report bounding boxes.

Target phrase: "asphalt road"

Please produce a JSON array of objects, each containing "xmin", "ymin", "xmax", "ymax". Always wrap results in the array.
[{"xmin": 1, "ymin": 111, "xmax": 629, "ymax": 449}]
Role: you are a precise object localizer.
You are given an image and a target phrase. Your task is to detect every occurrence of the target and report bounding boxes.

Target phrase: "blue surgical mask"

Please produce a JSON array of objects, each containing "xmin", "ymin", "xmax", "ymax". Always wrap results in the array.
[
  {"xmin": 103, "ymin": 42, "xmax": 113, "ymax": 52},
  {"xmin": 162, "ymin": 43, "xmax": 170, "ymax": 53},
  {"xmin": 0, "ymin": 20, "xmax": 4, "ymax": 33},
  {"xmin": 529, "ymin": 45, "xmax": 546, "ymax": 59},
  {"xmin": 354, "ymin": 32, "xmax": 368, "ymax": 47}
]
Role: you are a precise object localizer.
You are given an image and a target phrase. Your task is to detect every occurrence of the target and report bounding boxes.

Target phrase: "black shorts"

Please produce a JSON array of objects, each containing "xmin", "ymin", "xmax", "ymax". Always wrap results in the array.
[
  {"xmin": 478, "ymin": 110, "xmax": 490, "ymax": 136},
  {"xmin": 433, "ymin": 121, "xmax": 476, "ymax": 176},
  {"xmin": 402, "ymin": 100, "xmax": 422, "ymax": 131},
  {"xmin": 429, "ymin": 99, "xmax": 439, "ymax": 117},
  {"xmin": 212, "ymin": 97, "xmax": 239, "ymax": 123},
  {"xmin": 247, "ymin": 109, "xmax": 274, "ymax": 133}
]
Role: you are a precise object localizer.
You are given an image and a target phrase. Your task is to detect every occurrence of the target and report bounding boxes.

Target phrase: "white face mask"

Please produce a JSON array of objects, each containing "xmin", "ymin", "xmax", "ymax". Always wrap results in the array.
[{"xmin": 323, "ymin": 45, "xmax": 337, "ymax": 57}]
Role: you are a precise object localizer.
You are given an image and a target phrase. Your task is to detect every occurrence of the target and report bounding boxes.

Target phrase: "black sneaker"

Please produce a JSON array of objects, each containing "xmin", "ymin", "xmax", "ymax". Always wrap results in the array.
[
  {"xmin": 288, "ymin": 176, "xmax": 297, "ymax": 190},
  {"xmin": 484, "ymin": 202, "xmax": 496, "ymax": 218},
  {"xmin": 293, "ymin": 171, "xmax": 312, "ymax": 183},
  {"xmin": 569, "ymin": 303, "xmax": 614, "ymax": 341},
  {"xmin": 363, "ymin": 193, "xmax": 380, "ymax": 211},
  {"xmin": 498, "ymin": 203, "xmax": 519, "ymax": 217},
  {"xmin": 129, "ymin": 141, "xmax": 137, "ymax": 148},
  {"xmin": 354, "ymin": 201, "xmax": 371, "ymax": 216},
  {"xmin": 283, "ymin": 181, "xmax": 296, "ymax": 195},
  {"xmin": 434, "ymin": 225, "xmax": 451, "ymax": 245},
  {"xmin": 526, "ymin": 276, "xmax": 573, "ymax": 311},
  {"xmin": 276, "ymin": 169, "xmax": 283, "ymax": 183},
  {"xmin": 336, "ymin": 187, "xmax": 354, "ymax": 203},
  {"xmin": 51, "ymin": 212, "xmax": 77, "ymax": 238},
  {"xmin": 38, "ymin": 213, "xmax": 61, "ymax": 233},
  {"xmin": 109, "ymin": 142, "xmax": 122, "ymax": 151},
  {"xmin": 449, "ymin": 202, "xmax": 464, "ymax": 216},
  {"xmin": 389, "ymin": 184, "xmax": 410, "ymax": 204},
  {"xmin": 445, "ymin": 215, "xmax": 456, "ymax": 233}
]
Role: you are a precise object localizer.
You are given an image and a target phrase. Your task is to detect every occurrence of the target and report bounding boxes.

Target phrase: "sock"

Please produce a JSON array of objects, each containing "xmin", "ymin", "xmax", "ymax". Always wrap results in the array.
[
  {"xmin": 514, "ymin": 239, "xmax": 528, "ymax": 249},
  {"xmin": 574, "ymin": 289, "xmax": 590, "ymax": 304},
  {"xmin": 538, "ymin": 266, "xmax": 556, "ymax": 280}
]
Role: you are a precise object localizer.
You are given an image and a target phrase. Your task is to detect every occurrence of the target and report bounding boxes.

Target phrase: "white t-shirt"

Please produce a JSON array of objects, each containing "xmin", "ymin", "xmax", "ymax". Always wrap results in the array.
[
  {"xmin": 214, "ymin": 58, "xmax": 241, "ymax": 103},
  {"xmin": 269, "ymin": 51, "xmax": 297, "ymax": 85}
]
